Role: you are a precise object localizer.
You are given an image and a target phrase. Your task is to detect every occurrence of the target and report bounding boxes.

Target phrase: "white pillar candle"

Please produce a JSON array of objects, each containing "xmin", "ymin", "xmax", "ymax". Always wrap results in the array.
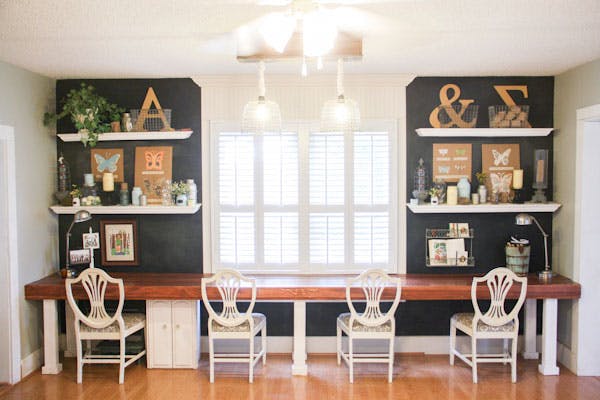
[
  {"xmin": 513, "ymin": 169, "xmax": 524, "ymax": 189},
  {"xmin": 102, "ymin": 172, "xmax": 114, "ymax": 192},
  {"xmin": 447, "ymin": 186, "xmax": 458, "ymax": 205}
]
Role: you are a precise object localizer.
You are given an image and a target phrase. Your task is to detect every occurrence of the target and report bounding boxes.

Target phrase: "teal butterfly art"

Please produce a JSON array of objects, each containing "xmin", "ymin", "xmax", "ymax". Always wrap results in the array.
[{"xmin": 94, "ymin": 153, "xmax": 120, "ymax": 173}]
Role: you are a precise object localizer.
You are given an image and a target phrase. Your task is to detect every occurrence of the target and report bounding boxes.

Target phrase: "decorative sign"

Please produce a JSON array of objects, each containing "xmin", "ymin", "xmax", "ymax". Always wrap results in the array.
[
  {"xmin": 429, "ymin": 84, "xmax": 476, "ymax": 128},
  {"xmin": 133, "ymin": 87, "xmax": 173, "ymax": 132},
  {"xmin": 91, "ymin": 148, "xmax": 124, "ymax": 182},
  {"xmin": 482, "ymin": 143, "xmax": 520, "ymax": 195},
  {"xmin": 134, "ymin": 146, "xmax": 173, "ymax": 204},
  {"xmin": 432, "ymin": 143, "xmax": 472, "ymax": 183}
]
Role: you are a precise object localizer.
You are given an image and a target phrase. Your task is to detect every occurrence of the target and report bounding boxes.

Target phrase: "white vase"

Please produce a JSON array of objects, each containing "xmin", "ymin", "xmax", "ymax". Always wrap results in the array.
[
  {"xmin": 478, "ymin": 185, "xmax": 487, "ymax": 204},
  {"xmin": 176, "ymin": 193, "xmax": 187, "ymax": 206},
  {"xmin": 430, "ymin": 195, "xmax": 439, "ymax": 205}
]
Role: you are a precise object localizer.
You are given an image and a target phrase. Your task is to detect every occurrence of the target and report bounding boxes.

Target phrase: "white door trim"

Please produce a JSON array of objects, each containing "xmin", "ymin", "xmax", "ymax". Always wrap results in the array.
[
  {"xmin": 0, "ymin": 125, "xmax": 21, "ymax": 384},
  {"xmin": 572, "ymin": 104, "xmax": 600, "ymax": 376}
]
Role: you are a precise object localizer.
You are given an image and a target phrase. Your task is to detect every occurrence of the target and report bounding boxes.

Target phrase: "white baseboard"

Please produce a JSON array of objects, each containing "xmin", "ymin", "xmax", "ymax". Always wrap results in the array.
[
  {"xmin": 200, "ymin": 335, "xmax": 538, "ymax": 355},
  {"xmin": 21, "ymin": 348, "xmax": 42, "ymax": 378},
  {"xmin": 557, "ymin": 342, "xmax": 576, "ymax": 373}
]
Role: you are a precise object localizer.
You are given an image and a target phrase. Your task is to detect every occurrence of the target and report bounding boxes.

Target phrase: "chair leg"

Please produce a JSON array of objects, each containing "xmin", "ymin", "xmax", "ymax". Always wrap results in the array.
[
  {"xmin": 511, "ymin": 337, "xmax": 518, "ymax": 383},
  {"xmin": 336, "ymin": 325, "xmax": 341, "ymax": 366},
  {"xmin": 76, "ymin": 338, "xmax": 83, "ymax": 384},
  {"xmin": 249, "ymin": 335, "xmax": 255, "ymax": 383},
  {"xmin": 471, "ymin": 336, "xmax": 478, "ymax": 384},
  {"xmin": 503, "ymin": 338, "xmax": 509, "ymax": 365},
  {"xmin": 449, "ymin": 320, "xmax": 456, "ymax": 366},
  {"xmin": 262, "ymin": 325, "xmax": 267, "ymax": 365},
  {"xmin": 348, "ymin": 336, "xmax": 354, "ymax": 383},
  {"xmin": 388, "ymin": 337, "xmax": 394, "ymax": 383},
  {"xmin": 209, "ymin": 336, "xmax": 215, "ymax": 383},
  {"xmin": 118, "ymin": 336, "xmax": 125, "ymax": 384}
]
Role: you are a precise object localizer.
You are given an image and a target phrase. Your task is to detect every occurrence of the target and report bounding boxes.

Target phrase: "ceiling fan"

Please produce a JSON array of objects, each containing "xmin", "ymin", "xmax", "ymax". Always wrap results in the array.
[{"xmin": 207, "ymin": 0, "xmax": 396, "ymax": 63}]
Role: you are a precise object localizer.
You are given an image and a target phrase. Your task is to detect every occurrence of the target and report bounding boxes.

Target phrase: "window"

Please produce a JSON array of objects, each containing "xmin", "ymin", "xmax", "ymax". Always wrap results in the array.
[{"xmin": 210, "ymin": 121, "xmax": 398, "ymax": 274}]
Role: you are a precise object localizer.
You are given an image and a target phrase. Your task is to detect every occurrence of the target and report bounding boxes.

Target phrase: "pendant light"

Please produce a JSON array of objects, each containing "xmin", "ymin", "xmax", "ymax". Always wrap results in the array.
[
  {"xmin": 242, "ymin": 61, "xmax": 282, "ymax": 133},
  {"xmin": 320, "ymin": 59, "xmax": 360, "ymax": 132}
]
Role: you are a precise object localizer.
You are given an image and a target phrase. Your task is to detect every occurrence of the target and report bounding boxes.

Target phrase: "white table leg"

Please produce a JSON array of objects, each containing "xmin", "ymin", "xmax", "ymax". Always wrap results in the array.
[
  {"xmin": 523, "ymin": 299, "xmax": 539, "ymax": 359},
  {"xmin": 41, "ymin": 299, "xmax": 63, "ymax": 374},
  {"xmin": 292, "ymin": 300, "xmax": 308, "ymax": 375},
  {"xmin": 64, "ymin": 303, "xmax": 76, "ymax": 357},
  {"xmin": 538, "ymin": 298, "xmax": 560, "ymax": 375}
]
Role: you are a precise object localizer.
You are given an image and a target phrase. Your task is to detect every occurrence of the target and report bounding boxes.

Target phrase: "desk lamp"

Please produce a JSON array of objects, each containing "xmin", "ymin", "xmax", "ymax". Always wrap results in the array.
[
  {"xmin": 65, "ymin": 210, "xmax": 92, "ymax": 272},
  {"xmin": 515, "ymin": 213, "xmax": 552, "ymax": 279}
]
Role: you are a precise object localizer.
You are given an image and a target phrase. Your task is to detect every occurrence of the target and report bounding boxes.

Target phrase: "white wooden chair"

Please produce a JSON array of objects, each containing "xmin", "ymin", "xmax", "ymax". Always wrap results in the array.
[
  {"xmin": 65, "ymin": 267, "xmax": 146, "ymax": 384},
  {"xmin": 201, "ymin": 269, "xmax": 267, "ymax": 383},
  {"xmin": 336, "ymin": 269, "xmax": 402, "ymax": 383},
  {"xmin": 449, "ymin": 267, "xmax": 528, "ymax": 383}
]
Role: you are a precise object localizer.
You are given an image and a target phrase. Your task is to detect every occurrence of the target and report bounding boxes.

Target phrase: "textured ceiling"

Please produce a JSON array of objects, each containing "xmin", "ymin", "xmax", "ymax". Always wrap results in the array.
[{"xmin": 1, "ymin": 0, "xmax": 599, "ymax": 78}]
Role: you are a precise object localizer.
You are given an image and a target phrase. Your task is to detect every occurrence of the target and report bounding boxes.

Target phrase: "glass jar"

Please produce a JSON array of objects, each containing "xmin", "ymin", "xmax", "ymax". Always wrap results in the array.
[
  {"xmin": 122, "ymin": 113, "xmax": 133, "ymax": 132},
  {"xmin": 81, "ymin": 183, "xmax": 101, "ymax": 206}
]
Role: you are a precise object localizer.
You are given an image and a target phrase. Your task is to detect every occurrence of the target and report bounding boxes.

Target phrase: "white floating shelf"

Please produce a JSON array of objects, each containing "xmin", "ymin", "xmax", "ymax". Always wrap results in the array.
[
  {"xmin": 415, "ymin": 128, "xmax": 553, "ymax": 137},
  {"xmin": 50, "ymin": 204, "xmax": 201, "ymax": 215},
  {"xmin": 407, "ymin": 202, "xmax": 561, "ymax": 214},
  {"xmin": 57, "ymin": 129, "xmax": 193, "ymax": 142}
]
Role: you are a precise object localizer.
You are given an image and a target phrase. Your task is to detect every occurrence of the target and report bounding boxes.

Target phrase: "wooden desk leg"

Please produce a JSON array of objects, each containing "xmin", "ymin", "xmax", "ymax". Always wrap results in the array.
[
  {"xmin": 41, "ymin": 300, "xmax": 63, "ymax": 374},
  {"xmin": 292, "ymin": 300, "xmax": 308, "ymax": 376},
  {"xmin": 523, "ymin": 299, "xmax": 539, "ymax": 359},
  {"xmin": 538, "ymin": 298, "xmax": 560, "ymax": 375}
]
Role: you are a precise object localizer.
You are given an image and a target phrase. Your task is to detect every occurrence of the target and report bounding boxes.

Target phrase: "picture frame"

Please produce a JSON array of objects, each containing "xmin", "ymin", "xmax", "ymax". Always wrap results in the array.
[
  {"xmin": 100, "ymin": 219, "xmax": 139, "ymax": 266},
  {"xmin": 69, "ymin": 249, "xmax": 91, "ymax": 266},
  {"xmin": 82, "ymin": 232, "xmax": 100, "ymax": 249}
]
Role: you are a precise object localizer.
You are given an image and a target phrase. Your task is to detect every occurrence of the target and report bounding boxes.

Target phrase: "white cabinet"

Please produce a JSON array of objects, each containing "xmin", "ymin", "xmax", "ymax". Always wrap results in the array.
[{"xmin": 146, "ymin": 300, "xmax": 200, "ymax": 369}]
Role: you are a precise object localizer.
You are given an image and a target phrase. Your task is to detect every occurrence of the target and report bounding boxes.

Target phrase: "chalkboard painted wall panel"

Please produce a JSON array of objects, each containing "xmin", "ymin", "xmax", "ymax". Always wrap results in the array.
[
  {"xmin": 406, "ymin": 77, "xmax": 554, "ymax": 276},
  {"xmin": 56, "ymin": 79, "xmax": 202, "ymax": 273}
]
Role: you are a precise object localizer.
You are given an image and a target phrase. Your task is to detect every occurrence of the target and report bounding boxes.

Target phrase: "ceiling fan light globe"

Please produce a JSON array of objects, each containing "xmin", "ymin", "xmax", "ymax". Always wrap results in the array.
[
  {"xmin": 303, "ymin": 9, "xmax": 337, "ymax": 57},
  {"xmin": 260, "ymin": 13, "xmax": 296, "ymax": 53}
]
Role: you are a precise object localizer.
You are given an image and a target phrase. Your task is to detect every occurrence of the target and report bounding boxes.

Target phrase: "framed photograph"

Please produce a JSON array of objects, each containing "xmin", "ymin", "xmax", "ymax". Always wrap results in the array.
[
  {"xmin": 82, "ymin": 232, "xmax": 100, "ymax": 249},
  {"xmin": 69, "ymin": 249, "xmax": 91, "ymax": 266},
  {"xmin": 458, "ymin": 223, "xmax": 470, "ymax": 238},
  {"xmin": 100, "ymin": 219, "xmax": 139, "ymax": 266}
]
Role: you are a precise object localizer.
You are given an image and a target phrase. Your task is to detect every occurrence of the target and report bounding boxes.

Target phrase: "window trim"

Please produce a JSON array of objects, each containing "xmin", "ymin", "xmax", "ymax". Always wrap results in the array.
[{"xmin": 204, "ymin": 119, "xmax": 401, "ymax": 275}]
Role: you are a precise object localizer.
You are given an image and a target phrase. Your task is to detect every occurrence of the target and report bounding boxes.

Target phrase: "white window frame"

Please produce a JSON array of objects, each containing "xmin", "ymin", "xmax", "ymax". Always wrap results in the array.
[{"xmin": 204, "ymin": 119, "xmax": 400, "ymax": 275}]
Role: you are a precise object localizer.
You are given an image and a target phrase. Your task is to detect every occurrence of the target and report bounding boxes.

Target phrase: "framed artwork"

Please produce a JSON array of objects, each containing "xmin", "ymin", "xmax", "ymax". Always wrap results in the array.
[
  {"xmin": 69, "ymin": 249, "xmax": 91, "ymax": 266},
  {"xmin": 82, "ymin": 232, "xmax": 100, "ymax": 249},
  {"xmin": 91, "ymin": 148, "xmax": 124, "ymax": 182},
  {"xmin": 482, "ymin": 143, "xmax": 520, "ymax": 195},
  {"xmin": 134, "ymin": 146, "xmax": 173, "ymax": 204},
  {"xmin": 432, "ymin": 143, "xmax": 472, "ymax": 183},
  {"xmin": 457, "ymin": 223, "xmax": 470, "ymax": 238},
  {"xmin": 100, "ymin": 219, "xmax": 139, "ymax": 266}
]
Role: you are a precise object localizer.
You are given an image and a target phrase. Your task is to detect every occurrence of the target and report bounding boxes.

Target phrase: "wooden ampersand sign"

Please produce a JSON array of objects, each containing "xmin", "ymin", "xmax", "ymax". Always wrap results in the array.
[
  {"xmin": 133, "ymin": 87, "xmax": 174, "ymax": 132},
  {"xmin": 429, "ymin": 84, "xmax": 476, "ymax": 128}
]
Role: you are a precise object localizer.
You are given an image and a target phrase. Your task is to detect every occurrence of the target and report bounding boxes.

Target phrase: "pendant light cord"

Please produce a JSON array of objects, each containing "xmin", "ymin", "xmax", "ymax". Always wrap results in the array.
[
  {"xmin": 258, "ymin": 61, "xmax": 266, "ymax": 99},
  {"xmin": 337, "ymin": 58, "xmax": 344, "ymax": 98}
]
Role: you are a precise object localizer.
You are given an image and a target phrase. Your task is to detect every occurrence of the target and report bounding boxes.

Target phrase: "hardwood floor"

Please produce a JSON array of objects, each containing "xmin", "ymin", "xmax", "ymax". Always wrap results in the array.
[{"xmin": 2, "ymin": 355, "xmax": 599, "ymax": 400}]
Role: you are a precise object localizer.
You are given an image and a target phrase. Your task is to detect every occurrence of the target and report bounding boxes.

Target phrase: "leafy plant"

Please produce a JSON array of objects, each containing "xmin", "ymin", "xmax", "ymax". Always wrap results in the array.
[
  {"xmin": 171, "ymin": 180, "xmax": 189, "ymax": 196},
  {"xmin": 69, "ymin": 184, "xmax": 81, "ymax": 198},
  {"xmin": 104, "ymin": 103, "xmax": 125, "ymax": 123},
  {"xmin": 476, "ymin": 172, "xmax": 488, "ymax": 185},
  {"xmin": 429, "ymin": 187, "xmax": 442, "ymax": 197},
  {"xmin": 43, "ymin": 83, "xmax": 121, "ymax": 147}
]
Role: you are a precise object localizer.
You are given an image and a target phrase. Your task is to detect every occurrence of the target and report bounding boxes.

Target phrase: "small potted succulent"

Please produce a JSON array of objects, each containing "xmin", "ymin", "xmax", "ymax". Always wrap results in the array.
[
  {"xmin": 171, "ymin": 180, "xmax": 190, "ymax": 206},
  {"xmin": 475, "ymin": 172, "xmax": 488, "ymax": 204},
  {"xmin": 43, "ymin": 83, "xmax": 122, "ymax": 147}
]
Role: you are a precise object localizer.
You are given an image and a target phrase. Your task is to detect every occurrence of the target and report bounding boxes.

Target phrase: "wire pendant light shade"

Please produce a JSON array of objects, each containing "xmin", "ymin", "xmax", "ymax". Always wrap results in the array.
[
  {"xmin": 321, "ymin": 59, "xmax": 360, "ymax": 132},
  {"xmin": 242, "ymin": 61, "xmax": 282, "ymax": 133}
]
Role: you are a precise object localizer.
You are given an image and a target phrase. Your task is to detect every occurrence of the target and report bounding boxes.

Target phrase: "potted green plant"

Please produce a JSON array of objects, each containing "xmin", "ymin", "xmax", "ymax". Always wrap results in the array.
[
  {"xmin": 104, "ymin": 103, "xmax": 125, "ymax": 133},
  {"xmin": 429, "ymin": 187, "xmax": 442, "ymax": 205},
  {"xmin": 171, "ymin": 180, "xmax": 190, "ymax": 206},
  {"xmin": 43, "ymin": 83, "xmax": 121, "ymax": 147},
  {"xmin": 476, "ymin": 172, "xmax": 488, "ymax": 204}
]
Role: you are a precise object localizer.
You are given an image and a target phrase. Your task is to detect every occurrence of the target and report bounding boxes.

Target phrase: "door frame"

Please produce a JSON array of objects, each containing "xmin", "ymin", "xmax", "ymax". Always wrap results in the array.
[
  {"xmin": 0, "ymin": 125, "xmax": 21, "ymax": 384},
  {"xmin": 572, "ymin": 104, "xmax": 600, "ymax": 376}
]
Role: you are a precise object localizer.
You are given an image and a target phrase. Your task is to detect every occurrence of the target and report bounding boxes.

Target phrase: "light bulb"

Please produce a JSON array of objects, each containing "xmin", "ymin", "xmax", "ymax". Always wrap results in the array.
[
  {"xmin": 335, "ymin": 102, "xmax": 349, "ymax": 123},
  {"xmin": 255, "ymin": 102, "xmax": 269, "ymax": 121}
]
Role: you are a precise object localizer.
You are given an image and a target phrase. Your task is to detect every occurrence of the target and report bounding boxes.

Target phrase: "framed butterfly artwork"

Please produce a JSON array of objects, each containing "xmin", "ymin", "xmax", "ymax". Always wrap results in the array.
[
  {"xmin": 134, "ymin": 146, "xmax": 173, "ymax": 204},
  {"xmin": 432, "ymin": 143, "xmax": 472, "ymax": 183},
  {"xmin": 482, "ymin": 143, "xmax": 520, "ymax": 198},
  {"xmin": 91, "ymin": 148, "xmax": 124, "ymax": 182}
]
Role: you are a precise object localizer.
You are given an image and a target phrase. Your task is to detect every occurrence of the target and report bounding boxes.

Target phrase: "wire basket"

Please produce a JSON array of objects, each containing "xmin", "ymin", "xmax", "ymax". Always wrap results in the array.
[
  {"xmin": 488, "ymin": 105, "xmax": 529, "ymax": 128},
  {"xmin": 438, "ymin": 104, "xmax": 478, "ymax": 128},
  {"xmin": 130, "ymin": 108, "xmax": 172, "ymax": 131}
]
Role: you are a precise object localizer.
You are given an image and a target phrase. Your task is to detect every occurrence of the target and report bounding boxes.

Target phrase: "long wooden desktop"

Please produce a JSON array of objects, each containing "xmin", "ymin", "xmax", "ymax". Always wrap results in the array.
[{"xmin": 25, "ymin": 272, "xmax": 580, "ymax": 376}]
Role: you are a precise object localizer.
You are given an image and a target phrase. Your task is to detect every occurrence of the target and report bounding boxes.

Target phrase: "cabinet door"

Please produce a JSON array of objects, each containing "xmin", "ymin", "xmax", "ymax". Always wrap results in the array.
[
  {"xmin": 171, "ymin": 300, "xmax": 199, "ymax": 368},
  {"xmin": 146, "ymin": 300, "xmax": 173, "ymax": 368}
]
